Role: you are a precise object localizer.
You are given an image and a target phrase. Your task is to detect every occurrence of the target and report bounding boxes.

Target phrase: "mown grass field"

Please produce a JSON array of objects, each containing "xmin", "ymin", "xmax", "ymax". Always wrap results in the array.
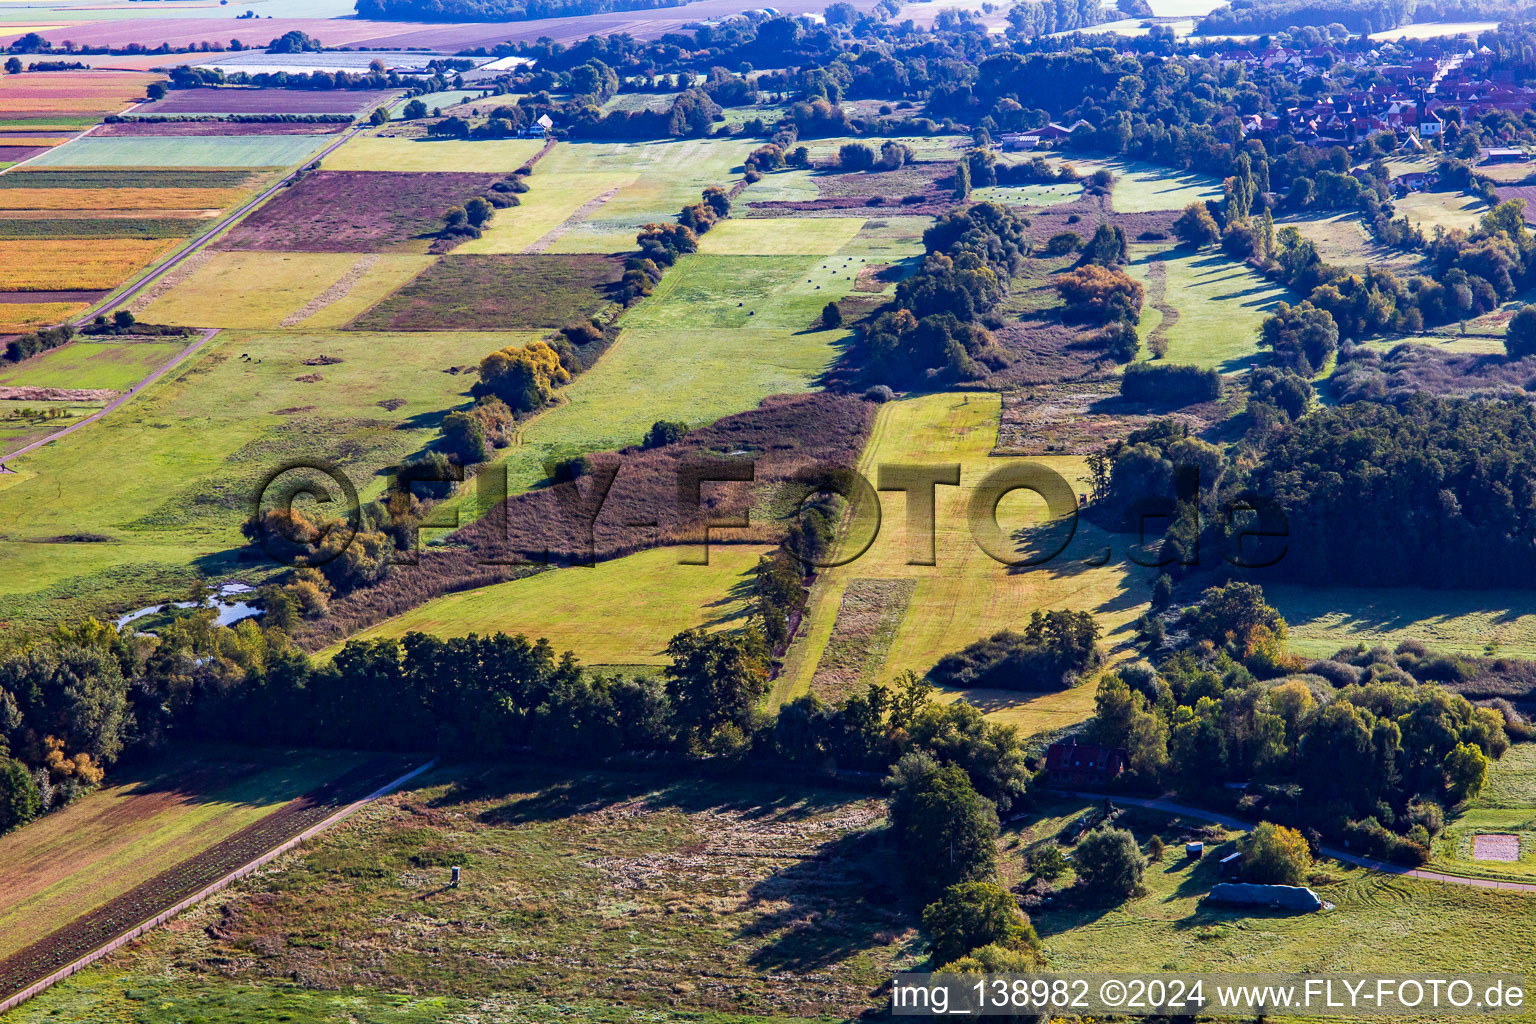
[
  {"xmin": 0, "ymin": 338, "xmax": 188, "ymax": 391},
  {"xmin": 1270, "ymin": 584, "xmax": 1536, "ymax": 659},
  {"xmin": 0, "ymin": 329, "xmax": 525, "ymax": 624},
  {"xmin": 28, "ymin": 135, "xmax": 323, "ymax": 168},
  {"xmin": 1015, "ymin": 797, "xmax": 1536, "ymax": 977},
  {"xmin": 1050, "ymin": 156, "xmax": 1223, "ymax": 213},
  {"xmin": 327, "ymin": 545, "xmax": 771, "ymax": 667},
  {"xmin": 1429, "ymin": 742, "xmax": 1536, "ymax": 883},
  {"xmin": 776, "ymin": 392, "xmax": 1154, "ymax": 735},
  {"xmin": 972, "ymin": 181, "xmax": 1084, "ymax": 207},
  {"xmin": 1126, "ymin": 245, "xmax": 1290, "ymax": 371},
  {"xmin": 1278, "ymin": 212, "xmax": 1425, "ymax": 273},
  {"xmin": 0, "ymin": 746, "xmax": 365, "ymax": 960},
  {"xmin": 15, "ymin": 766, "xmax": 916, "ymax": 1023},
  {"xmin": 320, "ymin": 135, "xmax": 546, "ymax": 173},
  {"xmin": 138, "ymin": 251, "xmax": 434, "ymax": 329},
  {"xmin": 0, "ymin": 237, "xmax": 177, "ymax": 290},
  {"xmin": 455, "ymin": 170, "xmax": 638, "ymax": 254},
  {"xmin": 1395, "ymin": 189, "xmax": 1490, "ymax": 233},
  {"xmin": 696, "ymin": 216, "xmax": 866, "ymax": 255}
]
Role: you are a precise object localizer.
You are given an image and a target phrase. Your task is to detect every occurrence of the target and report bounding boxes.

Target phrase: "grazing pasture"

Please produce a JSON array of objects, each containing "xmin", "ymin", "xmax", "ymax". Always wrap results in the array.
[
  {"xmin": 1428, "ymin": 743, "xmax": 1536, "ymax": 883},
  {"xmin": 0, "ymin": 329, "xmax": 518, "ymax": 625},
  {"xmin": 351, "ymin": 253, "xmax": 623, "ymax": 330},
  {"xmin": 0, "ymin": 339, "xmax": 189, "ymax": 392},
  {"xmin": 776, "ymin": 393, "xmax": 1154, "ymax": 732},
  {"xmin": 333, "ymin": 545, "xmax": 772, "ymax": 667},
  {"xmin": 139, "ymin": 87, "xmax": 399, "ymax": 115},
  {"xmin": 1018, "ymin": 798, "xmax": 1536, "ymax": 975},
  {"xmin": 220, "ymin": 170, "xmax": 501, "ymax": 252},
  {"xmin": 1125, "ymin": 246, "xmax": 1289, "ymax": 371},
  {"xmin": 972, "ymin": 181, "xmax": 1084, "ymax": 207},
  {"xmin": 1270, "ymin": 584, "xmax": 1536, "ymax": 659},
  {"xmin": 0, "ymin": 238, "xmax": 176, "ymax": 290},
  {"xmin": 696, "ymin": 216, "xmax": 866, "ymax": 255},
  {"xmin": 320, "ymin": 136, "xmax": 546, "ymax": 173},
  {"xmin": 138, "ymin": 251, "xmax": 433, "ymax": 329},
  {"xmin": 0, "ymin": 746, "xmax": 367, "ymax": 962},
  {"xmin": 620, "ymin": 252, "xmax": 863, "ymax": 333},
  {"xmin": 13, "ymin": 766, "xmax": 913, "ymax": 1022},
  {"xmin": 27, "ymin": 134, "xmax": 325, "ymax": 168}
]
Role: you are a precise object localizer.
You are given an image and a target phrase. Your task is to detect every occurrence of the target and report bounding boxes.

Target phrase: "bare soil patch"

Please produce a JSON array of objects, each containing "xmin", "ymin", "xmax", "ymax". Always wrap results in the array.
[{"xmin": 1474, "ymin": 834, "xmax": 1521, "ymax": 861}]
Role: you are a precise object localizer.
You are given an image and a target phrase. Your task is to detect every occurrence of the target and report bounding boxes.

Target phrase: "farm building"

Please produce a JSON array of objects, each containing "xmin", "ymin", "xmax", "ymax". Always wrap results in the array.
[{"xmin": 1045, "ymin": 741, "xmax": 1126, "ymax": 787}]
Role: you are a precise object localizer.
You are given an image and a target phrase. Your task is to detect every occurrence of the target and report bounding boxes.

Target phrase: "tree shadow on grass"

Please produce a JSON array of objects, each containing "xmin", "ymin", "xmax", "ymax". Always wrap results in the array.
[{"xmin": 741, "ymin": 827, "xmax": 910, "ymax": 972}]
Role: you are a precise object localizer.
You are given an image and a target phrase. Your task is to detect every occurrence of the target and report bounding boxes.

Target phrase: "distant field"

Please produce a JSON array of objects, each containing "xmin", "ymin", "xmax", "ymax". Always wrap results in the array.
[
  {"xmin": 1395, "ymin": 189, "xmax": 1489, "ymax": 233},
  {"xmin": 0, "ymin": 329, "xmax": 520, "ymax": 625},
  {"xmin": 138, "ymin": 251, "xmax": 433, "ymax": 329},
  {"xmin": 1051, "ymin": 156, "xmax": 1223, "ymax": 213},
  {"xmin": 1126, "ymin": 245, "xmax": 1289, "ymax": 371},
  {"xmin": 0, "ymin": 169, "xmax": 262, "ymax": 190},
  {"xmin": 777, "ymin": 393, "xmax": 1154, "ymax": 734},
  {"xmin": 140, "ymin": 87, "xmax": 397, "ymax": 115},
  {"xmin": 0, "ymin": 70, "xmax": 154, "ymax": 116},
  {"xmin": 13, "ymin": 766, "xmax": 912, "ymax": 1023},
  {"xmin": 697, "ymin": 216, "xmax": 866, "ymax": 255},
  {"xmin": 1019, "ymin": 797, "xmax": 1536, "ymax": 975},
  {"xmin": 0, "ymin": 301, "xmax": 85, "ymax": 332},
  {"xmin": 321, "ymin": 135, "xmax": 545, "ymax": 173},
  {"xmin": 0, "ymin": 747, "xmax": 365, "ymax": 961},
  {"xmin": 0, "ymin": 215, "xmax": 210, "ymax": 239},
  {"xmin": 0, "ymin": 238, "xmax": 176, "ymax": 290},
  {"xmin": 350, "ymin": 253, "xmax": 622, "ymax": 330},
  {"xmin": 332, "ymin": 545, "xmax": 772, "ymax": 667},
  {"xmin": 971, "ymin": 181, "xmax": 1083, "ymax": 207},
  {"xmin": 1369, "ymin": 19, "xmax": 1498, "ymax": 39},
  {"xmin": 1270, "ymin": 584, "xmax": 1536, "ymax": 659},
  {"xmin": 28, "ymin": 135, "xmax": 324, "ymax": 168},
  {"xmin": 0, "ymin": 338, "xmax": 188, "ymax": 391}
]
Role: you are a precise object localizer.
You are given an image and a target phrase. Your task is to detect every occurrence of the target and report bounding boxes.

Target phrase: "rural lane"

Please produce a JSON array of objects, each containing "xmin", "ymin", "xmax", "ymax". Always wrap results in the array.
[
  {"xmin": 1054, "ymin": 789, "xmax": 1536, "ymax": 893},
  {"xmin": 0, "ymin": 327, "xmax": 218, "ymax": 470}
]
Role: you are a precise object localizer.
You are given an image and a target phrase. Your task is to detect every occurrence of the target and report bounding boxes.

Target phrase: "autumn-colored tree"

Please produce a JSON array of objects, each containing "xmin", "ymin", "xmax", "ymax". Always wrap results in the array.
[{"xmin": 474, "ymin": 340, "xmax": 571, "ymax": 414}]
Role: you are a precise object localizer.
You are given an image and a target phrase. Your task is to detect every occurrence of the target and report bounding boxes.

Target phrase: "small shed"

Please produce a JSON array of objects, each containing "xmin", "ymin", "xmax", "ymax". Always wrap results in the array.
[
  {"xmin": 1218, "ymin": 850, "xmax": 1244, "ymax": 877},
  {"xmin": 1185, "ymin": 841, "xmax": 1204, "ymax": 859}
]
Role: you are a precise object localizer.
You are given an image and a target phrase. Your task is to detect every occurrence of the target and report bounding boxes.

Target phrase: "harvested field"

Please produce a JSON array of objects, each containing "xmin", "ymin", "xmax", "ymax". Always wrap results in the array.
[
  {"xmin": 0, "ymin": 301, "xmax": 84, "ymax": 332},
  {"xmin": 0, "ymin": 216, "xmax": 208, "ymax": 238},
  {"xmin": 219, "ymin": 170, "xmax": 501, "ymax": 252},
  {"xmin": 0, "ymin": 754, "xmax": 418, "ymax": 1001},
  {"xmin": 140, "ymin": 87, "xmax": 398, "ymax": 116},
  {"xmin": 137, "ymin": 251, "xmax": 433, "ymax": 330},
  {"xmin": 0, "ymin": 70, "xmax": 155, "ymax": 116},
  {"xmin": 350, "ymin": 253, "xmax": 623, "ymax": 330},
  {"xmin": 13, "ymin": 766, "xmax": 914, "ymax": 1021},
  {"xmin": 0, "ymin": 169, "xmax": 263, "ymax": 190},
  {"xmin": 0, "ymin": 186, "xmax": 247, "ymax": 211},
  {"xmin": 321, "ymin": 136, "xmax": 546, "ymax": 173},
  {"xmin": 455, "ymin": 170, "xmax": 639, "ymax": 254},
  {"xmin": 813, "ymin": 161, "xmax": 952, "ymax": 199},
  {"xmin": 28, "ymin": 135, "xmax": 326, "ymax": 169},
  {"xmin": 93, "ymin": 119, "xmax": 350, "ymax": 137},
  {"xmin": 0, "ymin": 747, "xmax": 366, "ymax": 962},
  {"xmin": 0, "ymin": 238, "xmax": 177, "ymax": 291},
  {"xmin": 295, "ymin": 392, "xmax": 876, "ymax": 648}
]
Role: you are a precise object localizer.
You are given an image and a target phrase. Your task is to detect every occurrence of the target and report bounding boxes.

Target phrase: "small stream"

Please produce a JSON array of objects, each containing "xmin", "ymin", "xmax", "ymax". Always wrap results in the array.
[{"xmin": 115, "ymin": 582, "xmax": 265, "ymax": 632}]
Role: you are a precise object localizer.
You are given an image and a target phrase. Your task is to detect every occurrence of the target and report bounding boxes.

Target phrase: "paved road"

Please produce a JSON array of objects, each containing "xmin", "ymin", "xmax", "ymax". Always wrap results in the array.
[
  {"xmin": 0, "ymin": 327, "xmax": 218, "ymax": 470},
  {"xmin": 1056, "ymin": 790, "xmax": 1536, "ymax": 893}
]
